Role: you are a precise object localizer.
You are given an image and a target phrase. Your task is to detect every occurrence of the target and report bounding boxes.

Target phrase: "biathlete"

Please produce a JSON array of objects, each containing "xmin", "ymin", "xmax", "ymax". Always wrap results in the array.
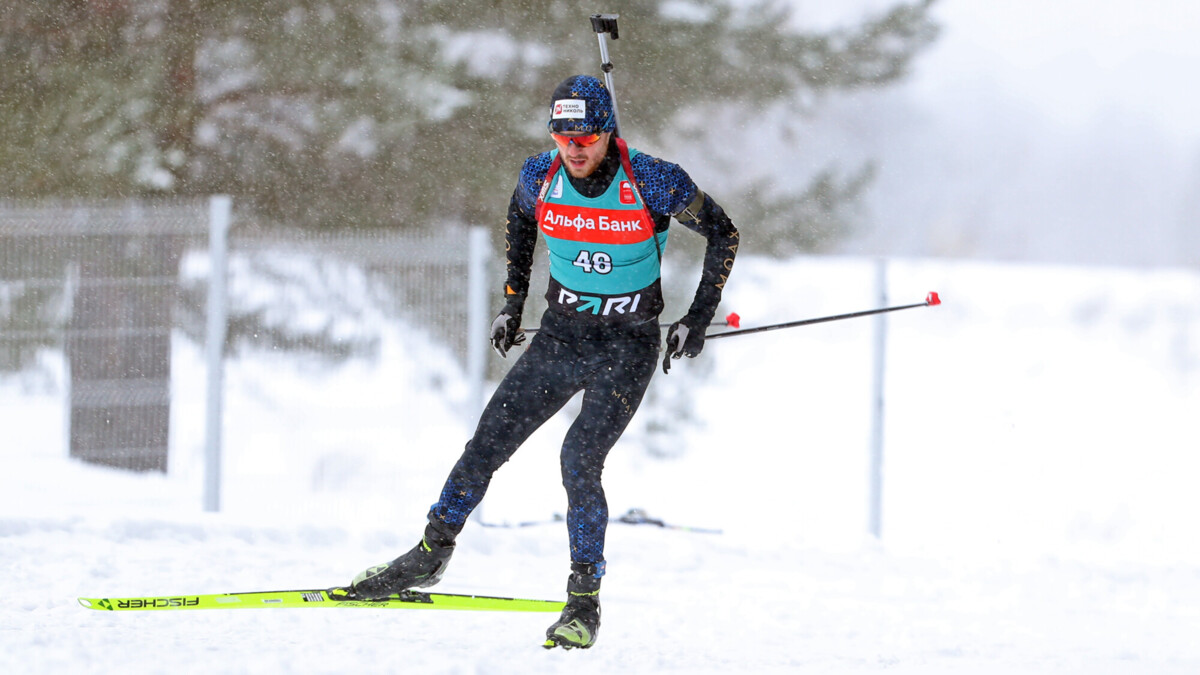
[{"xmin": 344, "ymin": 74, "xmax": 739, "ymax": 649}]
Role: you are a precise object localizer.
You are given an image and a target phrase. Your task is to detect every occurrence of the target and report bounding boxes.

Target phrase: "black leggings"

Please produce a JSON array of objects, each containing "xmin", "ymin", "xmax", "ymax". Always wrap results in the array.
[{"xmin": 428, "ymin": 329, "xmax": 659, "ymax": 566}]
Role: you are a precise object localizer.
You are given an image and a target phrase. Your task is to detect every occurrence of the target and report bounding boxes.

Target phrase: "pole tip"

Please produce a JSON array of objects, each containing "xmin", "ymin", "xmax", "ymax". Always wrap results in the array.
[
  {"xmin": 925, "ymin": 291, "xmax": 941, "ymax": 306},
  {"xmin": 725, "ymin": 312, "xmax": 741, "ymax": 328}
]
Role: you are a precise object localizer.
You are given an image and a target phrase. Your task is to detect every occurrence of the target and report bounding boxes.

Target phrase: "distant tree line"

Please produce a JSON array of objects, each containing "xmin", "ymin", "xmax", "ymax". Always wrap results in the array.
[{"xmin": 1, "ymin": 0, "xmax": 938, "ymax": 249}]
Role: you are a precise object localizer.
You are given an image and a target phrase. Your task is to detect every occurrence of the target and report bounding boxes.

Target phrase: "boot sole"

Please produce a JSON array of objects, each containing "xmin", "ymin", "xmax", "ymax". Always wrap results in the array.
[{"xmin": 543, "ymin": 637, "xmax": 593, "ymax": 650}]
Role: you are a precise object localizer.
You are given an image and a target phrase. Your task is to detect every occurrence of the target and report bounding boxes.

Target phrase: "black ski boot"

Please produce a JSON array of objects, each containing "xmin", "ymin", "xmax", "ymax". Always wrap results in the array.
[
  {"xmin": 543, "ymin": 563, "xmax": 602, "ymax": 650},
  {"xmin": 349, "ymin": 523, "xmax": 455, "ymax": 600}
]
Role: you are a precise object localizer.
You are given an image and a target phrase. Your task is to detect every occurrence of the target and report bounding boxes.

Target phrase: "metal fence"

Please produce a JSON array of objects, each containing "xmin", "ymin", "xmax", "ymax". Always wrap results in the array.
[
  {"xmin": 0, "ymin": 199, "xmax": 486, "ymax": 477},
  {"xmin": 227, "ymin": 224, "xmax": 479, "ymax": 362},
  {"xmin": 1, "ymin": 199, "xmax": 209, "ymax": 471}
]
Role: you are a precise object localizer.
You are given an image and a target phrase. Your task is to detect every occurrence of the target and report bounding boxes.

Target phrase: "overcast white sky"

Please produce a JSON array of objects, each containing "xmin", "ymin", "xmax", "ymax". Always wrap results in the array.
[
  {"xmin": 789, "ymin": 0, "xmax": 1200, "ymax": 145},
  {"xmin": 776, "ymin": 0, "xmax": 1200, "ymax": 266},
  {"xmin": 910, "ymin": 0, "xmax": 1200, "ymax": 146}
]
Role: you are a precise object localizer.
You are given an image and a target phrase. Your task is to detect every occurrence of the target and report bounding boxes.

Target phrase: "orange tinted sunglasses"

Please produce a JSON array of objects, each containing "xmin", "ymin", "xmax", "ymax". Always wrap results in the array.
[{"xmin": 550, "ymin": 131, "xmax": 603, "ymax": 147}]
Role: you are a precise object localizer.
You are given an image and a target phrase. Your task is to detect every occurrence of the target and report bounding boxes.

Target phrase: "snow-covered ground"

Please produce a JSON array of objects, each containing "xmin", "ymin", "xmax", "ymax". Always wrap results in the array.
[{"xmin": 3, "ymin": 256, "xmax": 1199, "ymax": 674}]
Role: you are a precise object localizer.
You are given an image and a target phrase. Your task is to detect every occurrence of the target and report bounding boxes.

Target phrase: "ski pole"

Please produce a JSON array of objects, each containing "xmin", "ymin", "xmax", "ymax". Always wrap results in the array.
[
  {"xmin": 705, "ymin": 292, "xmax": 941, "ymax": 341},
  {"xmin": 590, "ymin": 13, "xmax": 622, "ymax": 136},
  {"xmin": 522, "ymin": 312, "xmax": 740, "ymax": 336},
  {"xmin": 480, "ymin": 510, "xmax": 723, "ymax": 535}
]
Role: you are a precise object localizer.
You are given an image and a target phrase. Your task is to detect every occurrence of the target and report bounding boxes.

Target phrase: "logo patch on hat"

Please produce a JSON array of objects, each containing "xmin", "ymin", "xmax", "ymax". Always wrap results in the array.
[{"xmin": 552, "ymin": 99, "xmax": 587, "ymax": 120}]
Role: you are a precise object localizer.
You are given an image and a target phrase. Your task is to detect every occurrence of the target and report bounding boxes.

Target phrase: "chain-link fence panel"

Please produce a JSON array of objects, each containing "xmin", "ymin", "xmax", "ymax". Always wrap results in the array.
[{"xmin": 1, "ymin": 199, "xmax": 209, "ymax": 471}]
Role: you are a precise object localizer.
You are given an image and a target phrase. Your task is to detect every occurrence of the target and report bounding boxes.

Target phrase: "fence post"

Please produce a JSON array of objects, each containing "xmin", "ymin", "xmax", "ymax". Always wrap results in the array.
[
  {"xmin": 465, "ymin": 226, "xmax": 490, "ymax": 424},
  {"xmin": 465, "ymin": 226, "xmax": 491, "ymax": 521},
  {"xmin": 204, "ymin": 195, "xmax": 231, "ymax": 512},
  {"xmin": 868, "ymin": 258, "xmax": 888, "ymax": 538}
]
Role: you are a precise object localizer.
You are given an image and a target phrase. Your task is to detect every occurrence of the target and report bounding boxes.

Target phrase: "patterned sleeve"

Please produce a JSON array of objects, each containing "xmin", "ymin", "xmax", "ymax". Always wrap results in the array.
[
  {"xmin": 631, "ymin": 150, "xmax": 738, "ymax": 330},
  {"xmin": 503, "ymin": 152, "xmax": 556, "ymax": 310},
  {"xmin": 628, "ymin": 152, "xmax": 699, "ymax": 218},
  {"xmin": 513, "ymin": 151, "xmax": 556, "ymax": 219}
]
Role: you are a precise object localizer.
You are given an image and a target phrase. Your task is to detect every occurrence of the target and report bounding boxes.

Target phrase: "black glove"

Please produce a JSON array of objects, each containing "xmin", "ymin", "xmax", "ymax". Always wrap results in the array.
[
  {"xmin": 489, "ymin": 304, "xmax": 526, "ymax": 358},
  {"xmin": 662, "ymin": 317, "xmax": 706, "ymax": 373}
]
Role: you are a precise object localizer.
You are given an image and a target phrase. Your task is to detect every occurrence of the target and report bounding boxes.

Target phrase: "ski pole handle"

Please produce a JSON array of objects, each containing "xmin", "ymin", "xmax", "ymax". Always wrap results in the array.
[
  {"xmin": 590, "ymin": 13, "xmax": 622, "ymax": 136},
  {"xmin": 590, "ymin": 13, "xmax": 620, "ymax": 40}
]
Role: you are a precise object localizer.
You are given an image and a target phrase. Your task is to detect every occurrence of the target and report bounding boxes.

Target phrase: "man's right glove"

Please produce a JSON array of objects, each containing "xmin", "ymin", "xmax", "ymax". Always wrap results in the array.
[{"xmin": 489, "ymin": 304, "xmax": 526, "ymax": 358}]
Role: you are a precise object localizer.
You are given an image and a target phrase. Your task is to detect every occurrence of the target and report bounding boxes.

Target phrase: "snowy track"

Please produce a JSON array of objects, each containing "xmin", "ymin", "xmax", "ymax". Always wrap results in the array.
[
  {"xmin": 4, "ymin": 256, "xmax": 1200, "ymax": 673},
  {"xmin": 3, "ymin": 511, "xmax": 1197, "ymax": 674}
]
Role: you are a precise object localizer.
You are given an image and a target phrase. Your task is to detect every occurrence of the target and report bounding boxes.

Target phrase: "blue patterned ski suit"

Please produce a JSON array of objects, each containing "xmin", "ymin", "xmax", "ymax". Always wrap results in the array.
[{"xmin": 427, "ymin": 136, "xmax": 739, "ymax": 571}]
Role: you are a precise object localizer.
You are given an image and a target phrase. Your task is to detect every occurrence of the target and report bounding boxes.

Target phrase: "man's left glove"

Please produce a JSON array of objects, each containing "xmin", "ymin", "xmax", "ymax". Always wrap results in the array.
[
  {"xmin": 489, "ymin": 303, "xmax": 526, "ymax": 358},
  {"xmin": 662, "ymin": 317, "xmax": 707, "ymax": 373}
]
